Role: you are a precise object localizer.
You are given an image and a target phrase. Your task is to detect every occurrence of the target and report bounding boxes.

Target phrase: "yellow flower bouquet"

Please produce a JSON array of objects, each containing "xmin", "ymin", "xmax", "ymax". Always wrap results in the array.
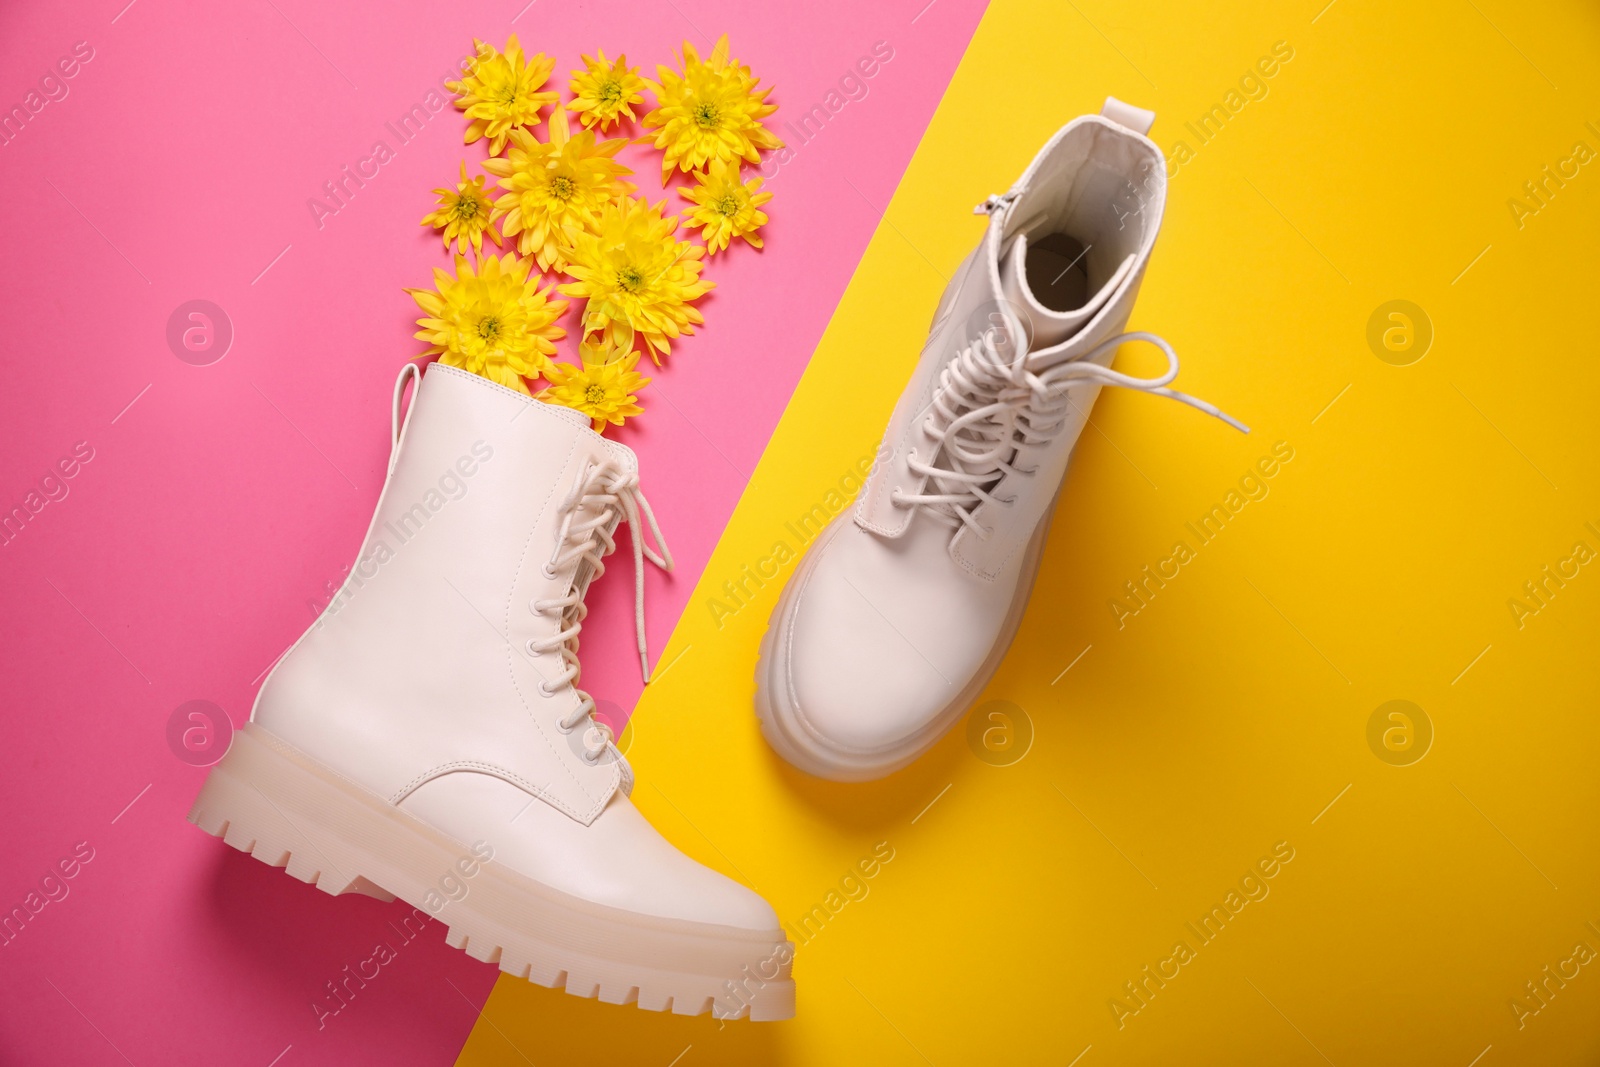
[{"xmin": 407, "ymin": 33, "xmax": 782, "ymax": 433}]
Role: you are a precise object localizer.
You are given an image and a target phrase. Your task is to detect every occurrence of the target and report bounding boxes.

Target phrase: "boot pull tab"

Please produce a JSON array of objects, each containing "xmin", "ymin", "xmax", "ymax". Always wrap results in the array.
[
  {"xmin": 1100, "ymin": 96, "xmax": 1155, "ymax": 135},
  {"xmin": 973, "ymin": 192, "xmax": 1019, "ymax": 216},
  {"xmin": 390, "ymin": 362, "xmax": 423, "ymax": 469}
]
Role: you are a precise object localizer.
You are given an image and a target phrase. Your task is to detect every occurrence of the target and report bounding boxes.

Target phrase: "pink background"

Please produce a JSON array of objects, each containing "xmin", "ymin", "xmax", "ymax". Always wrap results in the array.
[{"xmin": 0, "ymin": 0, "xmax": 984, "ymax": 1063}]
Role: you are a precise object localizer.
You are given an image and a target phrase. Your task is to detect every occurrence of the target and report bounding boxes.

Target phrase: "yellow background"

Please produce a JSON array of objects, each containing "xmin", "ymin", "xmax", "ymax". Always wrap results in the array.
[{"xmin": 459, "ymin": 0, "xmax": 1600, "ymax": 1062}]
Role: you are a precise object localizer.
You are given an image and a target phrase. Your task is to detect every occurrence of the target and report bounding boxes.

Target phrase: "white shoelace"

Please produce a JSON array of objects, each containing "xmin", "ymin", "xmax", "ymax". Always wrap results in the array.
[
  {"xmin": 892, "ymin": 323, "xmax": 1248, "ymax": 539},
  {"xmin": 526, "ymin": 459, "xmax": 672, "ymax": 760}
]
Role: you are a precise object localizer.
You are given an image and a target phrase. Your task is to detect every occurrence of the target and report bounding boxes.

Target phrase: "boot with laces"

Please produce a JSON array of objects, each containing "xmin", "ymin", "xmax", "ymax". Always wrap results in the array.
[
  {"xmin": 756, "ymin": 99, "xmax": 1247, "ymax": 781},
  {"xmin": 190, "ymin": 361, "xmax": 794, "ymax": 1020}
]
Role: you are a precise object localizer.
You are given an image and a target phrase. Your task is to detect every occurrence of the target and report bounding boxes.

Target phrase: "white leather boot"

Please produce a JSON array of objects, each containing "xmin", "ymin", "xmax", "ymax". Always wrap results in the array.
[
  {"xmin": 757, "ymin": 99, "xmax": 1246, "ymax": 781},
  {"xmin": 190, "ymin": 362, "xmax": 794, "ymax": 1020}
]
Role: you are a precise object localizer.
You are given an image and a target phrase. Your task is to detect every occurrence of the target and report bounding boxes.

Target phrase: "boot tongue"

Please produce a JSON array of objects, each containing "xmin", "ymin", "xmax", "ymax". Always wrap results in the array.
[{"xmin": 999, "ymin": 233, "xmax": 1135, "ymax": 367}]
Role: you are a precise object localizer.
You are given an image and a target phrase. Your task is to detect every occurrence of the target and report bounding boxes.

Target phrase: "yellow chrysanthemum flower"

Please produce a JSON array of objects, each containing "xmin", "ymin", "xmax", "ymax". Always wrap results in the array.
[
  {"xmin": 405, "ymin": 252, "xmax": 567, "ymax": 393},
  {"xmin": 578, "ymin": 298, "xmax": 636, "ymax": 360},
  {"xmin": 540, "ymin": 349, "xmax": 650, "ymax": 431},
  {"xmin": 643, "ymin": 35, "xmax": 783, "ymax": 180},
  {"xmin": 448, "ymin": 35, "xmax": 558, "ymax": 154},
  {"xmin": 421, "ymin": 161, "xmax": 501, "ymax": 255},
  {"xmin": 568, "ymin": 50, "xmax": 647, "ymax": 131},
  {"xmin": 681, "ymin": 158, "xmax": 773, "ymax": 253},
  {"xmin": 483, "ymin": 104, "xmax": 636, "ymax": 273},
  {"xmin": 559, "ymin": 197, "xmax": 714, "ymax": 364}
]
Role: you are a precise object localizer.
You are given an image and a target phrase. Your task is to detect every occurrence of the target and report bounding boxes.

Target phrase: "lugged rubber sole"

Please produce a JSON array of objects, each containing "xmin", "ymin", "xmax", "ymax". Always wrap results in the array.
[
  {"xmin": 755, "ymin": 493, "xmax": 1058, "ymax": 782},
  {"xmin": 188, "ymin": 724, "xmax": 795, "ymax": 1021}
]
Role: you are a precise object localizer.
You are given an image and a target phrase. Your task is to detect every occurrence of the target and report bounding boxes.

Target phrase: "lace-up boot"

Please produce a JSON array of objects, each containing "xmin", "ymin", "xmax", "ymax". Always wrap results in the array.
[
  {"xmin": 191, "ymin": 361, "xmax": 794, "ymax": 1020},
  {"xmin": 756, "ymin": 99, "xmax": 1245, "ymax": 781}
]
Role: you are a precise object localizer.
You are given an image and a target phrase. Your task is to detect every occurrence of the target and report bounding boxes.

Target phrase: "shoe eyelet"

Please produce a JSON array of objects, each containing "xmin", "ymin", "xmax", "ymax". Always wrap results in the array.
[
  {"xmin": 525, "ymin": 638, "xmax": 540, "ymax": 656},
  {"xmin": 538, "ymin": 681, "xmax": 554, "ymax": 697},
  {"xmin": 528, "ymin": 598, "xmax": 543, "ymax": 616},
  {"xmin": 541, "ymin": 562, "xmax": 558, "ymax": 579}
]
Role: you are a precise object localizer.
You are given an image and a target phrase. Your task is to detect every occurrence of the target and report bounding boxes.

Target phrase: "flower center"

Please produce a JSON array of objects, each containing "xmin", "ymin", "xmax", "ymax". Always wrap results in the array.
[
  {"xmin": 496, "ymin": 86, "xmax": 519, "ymax": 106},
  {"xmin": 477, "ymin": 316, "xmax": 502, "ymax": 340},
  {"xmin": 598, "ymin": 79, "xmax": 622, "ymax": 104},
  {"xmin": 616, "ymin": 266, "xmax": 645, "ymax": 293},
  {"xmin": 693, "ymin": 102, "xmax": 721, "ymax": 130},
  {"xmin": 549, "ymin": 175, "xmax": 575, "ymax": 201},
  {"xmin": 452, "ymin": 196, "xmax": 480, "ymax": 220},
  {"xmin": 714, "ymin": 193, "xmax": 740, "ymax": 217},
  {"xmin": 584, "ymin": 384, "xmax": 608, "ymax": 404}
]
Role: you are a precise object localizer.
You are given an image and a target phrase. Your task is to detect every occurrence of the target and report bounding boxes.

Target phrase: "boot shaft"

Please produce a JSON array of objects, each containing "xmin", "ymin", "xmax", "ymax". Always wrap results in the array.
[
  {"xmin": 856, "ymin": 107, "xmax": 1168, "ymax": 575},
  {"xmin": 255, "ymin": 363, "xmax": 634, "ymax": 824}
]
